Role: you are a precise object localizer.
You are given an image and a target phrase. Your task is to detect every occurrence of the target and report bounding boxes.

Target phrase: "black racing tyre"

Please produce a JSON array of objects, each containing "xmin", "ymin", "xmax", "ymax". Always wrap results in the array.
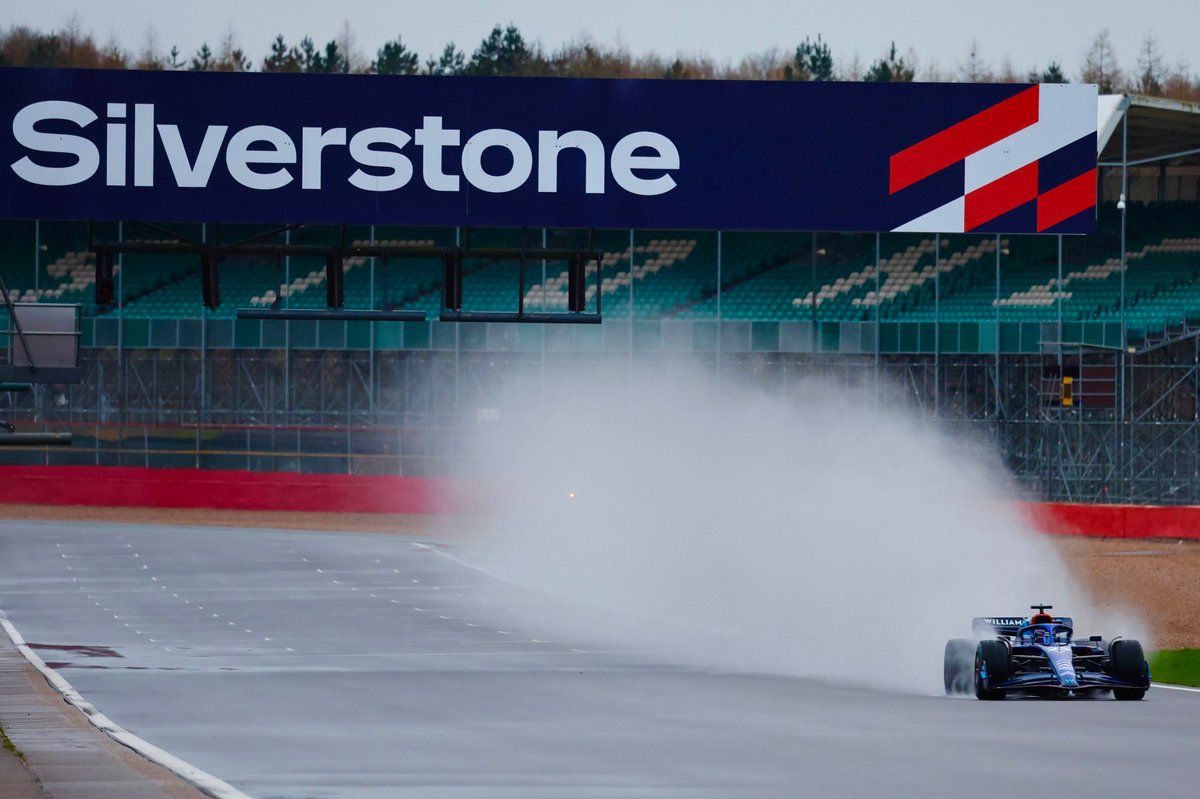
[
  {"xmin": 944, "ymin": 639, "xmax": 975, "ymax": 696},
  {"xmin": 974, "ymin": 640, "xmax": 1010, "ymax": 700},
  {"xmin": 1109, "ymin": 639, "xmax": 1148, "ymax": 701}
]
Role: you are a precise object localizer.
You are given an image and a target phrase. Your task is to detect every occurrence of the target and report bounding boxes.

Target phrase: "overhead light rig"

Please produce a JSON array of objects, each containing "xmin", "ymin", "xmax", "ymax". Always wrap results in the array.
[{"xmin": 88, "ymin": 223, "xmax": 603, "ymax": 324}]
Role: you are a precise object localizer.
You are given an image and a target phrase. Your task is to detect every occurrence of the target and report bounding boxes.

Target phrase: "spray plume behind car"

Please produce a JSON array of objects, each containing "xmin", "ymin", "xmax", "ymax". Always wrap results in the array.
[{"xmin": 461, "ymin": 365, "xmax": 1149, "ymax": 694}]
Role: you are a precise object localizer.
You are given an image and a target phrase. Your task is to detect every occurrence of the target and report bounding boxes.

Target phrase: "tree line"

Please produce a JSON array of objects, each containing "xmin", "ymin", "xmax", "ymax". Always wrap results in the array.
[{"xmin": 1, "ymin": 19, "xmax": 1195, "ymax": 100}]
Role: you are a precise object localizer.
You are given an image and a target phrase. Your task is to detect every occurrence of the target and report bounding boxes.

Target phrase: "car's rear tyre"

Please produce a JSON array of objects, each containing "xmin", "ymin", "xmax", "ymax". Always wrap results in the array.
[
  {"xmin": 1109, "ymin": 639, "xmax": 1148, "ymax": 701},
  {"xmin": 974, "ymin": 640, "xmax": 1010, "ymax": 700},
  {"xmin": 944, "ymin": 639, "xmax": 975, "ymax": 695}
]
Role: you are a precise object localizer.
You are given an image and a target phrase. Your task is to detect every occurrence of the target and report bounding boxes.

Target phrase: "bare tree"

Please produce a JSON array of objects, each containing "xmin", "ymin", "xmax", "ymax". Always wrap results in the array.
[
  {"xmin": 135, "ymin": 24, "xmax": 164, "ymax": 70},
  {"xmin": 734, "ymin": 47, "xmax": 786, "ymax": 81},
  {"xmin": 959, "ymin": 40, "xmax": 992, "ymax": 82},
  {"xmin": 1161, "ymin": 58, "xmax": 1198, "ymax": 102},
  {"xmin": 214, "ymin": 26, "xmax": 251, "ymax": 71},
  {"xmin": 1080, "ymin": 29, "xmax": 1123, "ymax": 93},
  {"xmin": 100, "ymin": 32, "xmax": 126, "ymax": 68},
  {"xmin": 337, "ymin": 20, "xmax": 364, "ymax": 73},
  {"xmin": 839, "ymin": 52, "xmax": 864, "ymax": 82},
  {"xmin": 996, "ymin": 56, "xmax": 1019, "ymax": 83},
  {"xmin": 1135, "ymin": 33, "xmax": 1164, "ymax": 95}
]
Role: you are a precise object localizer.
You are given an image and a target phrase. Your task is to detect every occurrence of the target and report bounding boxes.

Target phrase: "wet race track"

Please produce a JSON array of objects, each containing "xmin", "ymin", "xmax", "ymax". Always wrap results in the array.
[{"xmin": 1, "ymin": 520, "xmax": 1198, "ymax": 798}]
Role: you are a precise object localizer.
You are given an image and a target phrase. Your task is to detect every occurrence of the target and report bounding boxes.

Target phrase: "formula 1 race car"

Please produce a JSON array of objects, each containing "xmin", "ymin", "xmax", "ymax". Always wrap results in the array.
[{"xmin": 944, "ymin": 605, "xmax": 1150, "ymax": 700}]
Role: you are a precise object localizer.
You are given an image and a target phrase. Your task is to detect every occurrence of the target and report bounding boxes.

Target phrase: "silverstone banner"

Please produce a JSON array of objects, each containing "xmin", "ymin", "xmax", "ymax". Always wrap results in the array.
[{"xmin": 0, "ymin": 68, "xmax": 1097, "ymax": 233}]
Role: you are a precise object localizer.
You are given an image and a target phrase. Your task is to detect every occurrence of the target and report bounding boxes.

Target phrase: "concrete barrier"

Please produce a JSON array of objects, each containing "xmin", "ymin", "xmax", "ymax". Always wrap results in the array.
[
  {"xmin": 1020, "ymin": 501, "xmax": 1200, "ymax": 539},
  {"xmin": 3, "ymin": 466, "xmax": 1200, "ymax": 537}
]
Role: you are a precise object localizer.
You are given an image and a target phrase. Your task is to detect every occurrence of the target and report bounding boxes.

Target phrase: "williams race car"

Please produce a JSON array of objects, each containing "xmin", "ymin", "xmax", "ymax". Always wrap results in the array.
[{"xmin": 944, "ymin": 605, "xmax": 1150, "ymax": 700}]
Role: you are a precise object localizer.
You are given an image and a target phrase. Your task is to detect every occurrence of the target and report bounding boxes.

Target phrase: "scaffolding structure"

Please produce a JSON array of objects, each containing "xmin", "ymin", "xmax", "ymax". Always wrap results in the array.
[{"xmin": 2, "ymin": 340, "xmax": 1200, "ymax": 505}]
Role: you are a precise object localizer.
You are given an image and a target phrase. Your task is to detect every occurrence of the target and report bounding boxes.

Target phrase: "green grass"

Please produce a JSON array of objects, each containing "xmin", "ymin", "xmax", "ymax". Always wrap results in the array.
[
  {"xmin": 1150, "ymin": 649, "xmax": 1200, "ymax": 687},
  {"xmin": 0, "ymin": 722, "xmax": 26, "ymax": 763}
]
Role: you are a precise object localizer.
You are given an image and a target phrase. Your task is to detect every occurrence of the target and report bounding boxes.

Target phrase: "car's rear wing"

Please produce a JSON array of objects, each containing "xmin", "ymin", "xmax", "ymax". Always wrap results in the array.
[{"xmin": 972, "ymin": 616, "xmax": 1073, "ymax": 636}]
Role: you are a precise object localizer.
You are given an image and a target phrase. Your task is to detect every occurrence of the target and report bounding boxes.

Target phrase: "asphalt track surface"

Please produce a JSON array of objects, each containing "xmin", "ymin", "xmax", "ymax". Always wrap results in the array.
[{"xmin": 1, "ymin": 520, "xmax": 1198, "ymax": 799}]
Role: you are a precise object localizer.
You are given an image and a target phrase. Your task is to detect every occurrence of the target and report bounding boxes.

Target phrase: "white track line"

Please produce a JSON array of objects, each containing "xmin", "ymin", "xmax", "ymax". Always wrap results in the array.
[
  {"xmin": 1152, "ymin": 682, "xmax": 1200, "ymax": 693},
  {"xmin": 0, "ymin": 616, "xmax": 255, "ymax": 799}
]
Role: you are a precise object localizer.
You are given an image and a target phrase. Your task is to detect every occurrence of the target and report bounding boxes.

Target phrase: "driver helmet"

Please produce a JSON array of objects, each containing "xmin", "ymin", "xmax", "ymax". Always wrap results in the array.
[{"xmin": 1032, "ymin": 627, "xmax": 1053, "ymax": 646}]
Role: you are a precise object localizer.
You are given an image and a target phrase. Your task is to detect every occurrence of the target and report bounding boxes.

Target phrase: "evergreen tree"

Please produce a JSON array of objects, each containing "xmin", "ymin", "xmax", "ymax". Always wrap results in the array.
[
  {"xmin": 189, "ymin": 43, "xmax": 213, "ymax": 71},
  {"xmin": 863, "ymin": 42, "xmax": 915, "ymax": 82},
  {"xmin": 425, "ymin": 43, "xmax": 465, "ymax": 76},
  {"xmin": 298, "ymin": 37, "xmax": 320, "ymax": 72},
  {"xmin": 663, "ymin": 58, "xmax": 693, "ymax": 80},
  {"xmin": 373, "ymin": 36, "xmax": 419, "ymax": 75},
  {"xmin": 262, "ymin": 34, "xmax": 302, "ymax": 72},
  {"xmin": 468, "ymin": 24, "xmax": 533, "ymax": 76},
  {"xmin": 1028, "ymin": 61, "xmax": 1067, "ymax": 83},
  {"xmin": 786, "ymin": 35, "xmax": 833, "ymax": 81}
]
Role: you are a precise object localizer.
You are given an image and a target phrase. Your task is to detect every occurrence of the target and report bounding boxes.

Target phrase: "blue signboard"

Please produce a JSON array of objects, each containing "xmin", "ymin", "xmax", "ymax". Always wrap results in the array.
[{"xmin": 0, "ymin": 68, "xmax": 1097, "ymax": 233}]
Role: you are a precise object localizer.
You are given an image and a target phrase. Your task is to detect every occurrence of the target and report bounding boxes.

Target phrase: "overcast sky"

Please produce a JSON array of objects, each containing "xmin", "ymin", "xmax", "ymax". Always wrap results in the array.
[{"xmin": 9, "ymin": 0, "xmax": 1200, "ymax": 78}]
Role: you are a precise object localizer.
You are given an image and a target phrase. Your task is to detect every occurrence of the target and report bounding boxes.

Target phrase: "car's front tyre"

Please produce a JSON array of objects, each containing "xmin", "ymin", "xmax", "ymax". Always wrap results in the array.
[{"xmin": 974, "ymin": 640, "xmax": 1010, "ymax": 700}]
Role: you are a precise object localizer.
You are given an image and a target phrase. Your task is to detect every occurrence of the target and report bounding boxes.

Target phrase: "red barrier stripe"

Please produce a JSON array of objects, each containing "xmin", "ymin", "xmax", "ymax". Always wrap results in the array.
[
  {"xmin": 0, "ymin": 465, "xmax": 459, "ymax": 514},
  {"xmin": 1023, "ymin": 501, "xmax": 1200, "ymax": 539},
  {"xmin": 1036, "ymin": 169, "xmax": 1097, "ymax": 232},
  {"xmin": 889, "ymin": 85, "xmax": 1039, "ymax": 194},
  {"xmin": 964, "ymin": 161, "xmax": 1039, "ymax": 231},
  {"xmin": 4, "ymin": 466, "xmax": 1200, "ymax": 535}
]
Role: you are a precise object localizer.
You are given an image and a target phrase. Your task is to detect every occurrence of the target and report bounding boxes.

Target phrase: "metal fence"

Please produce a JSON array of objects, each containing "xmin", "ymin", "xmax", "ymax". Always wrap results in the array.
[{"xmin": 5, "ymin": 338, "xmax": 1200, "ymax": 506}]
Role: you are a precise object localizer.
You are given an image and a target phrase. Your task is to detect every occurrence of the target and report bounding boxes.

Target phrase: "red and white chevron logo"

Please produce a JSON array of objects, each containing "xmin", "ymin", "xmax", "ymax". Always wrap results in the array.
[{"xmin": 889, "ymin": 84, "xmax": 1097, "ymax": 233}]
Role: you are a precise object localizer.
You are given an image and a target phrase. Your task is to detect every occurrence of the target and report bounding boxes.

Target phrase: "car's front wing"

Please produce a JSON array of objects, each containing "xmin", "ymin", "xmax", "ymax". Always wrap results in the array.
[{"xmin": 990, "ymin": 672, "xmax": 1147, "ymax": 691}]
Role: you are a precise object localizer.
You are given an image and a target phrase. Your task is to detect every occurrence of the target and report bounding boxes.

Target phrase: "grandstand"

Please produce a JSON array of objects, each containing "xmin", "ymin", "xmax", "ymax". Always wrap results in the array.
[{"xmin": 4, "ymin": 203, "xmax": 1198, "ymax": 350}]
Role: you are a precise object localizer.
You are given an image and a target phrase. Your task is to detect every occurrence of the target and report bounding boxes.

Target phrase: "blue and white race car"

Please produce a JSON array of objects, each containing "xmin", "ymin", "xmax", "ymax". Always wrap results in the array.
[{"xmin": 944, "ymin": 605, "xmax": 1150, "ymax": 700}]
